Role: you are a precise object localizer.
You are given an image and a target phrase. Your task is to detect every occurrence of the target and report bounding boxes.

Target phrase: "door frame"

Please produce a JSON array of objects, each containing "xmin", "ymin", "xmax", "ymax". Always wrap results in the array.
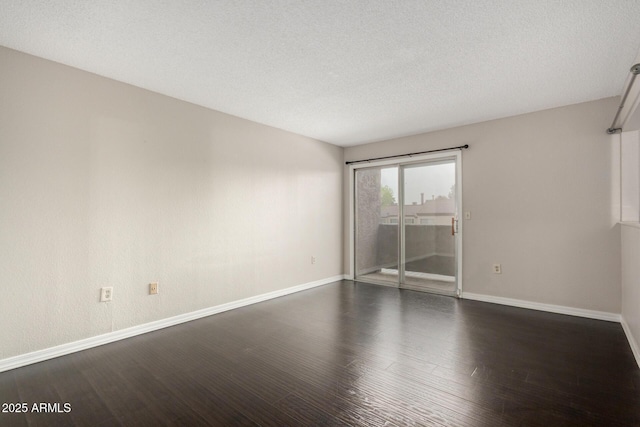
[{"xmin": 347, "ymin": 150, "xmax": 463, "ymax": 296}]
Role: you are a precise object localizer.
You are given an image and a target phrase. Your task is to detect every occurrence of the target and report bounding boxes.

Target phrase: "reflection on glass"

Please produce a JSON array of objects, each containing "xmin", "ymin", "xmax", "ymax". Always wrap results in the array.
[
  {"xmin": 355, "ymin": 167, "xmax": 398, "ymax": 286},
  {"xmin": 401, "ymin": 161, "xmax": 456, "ymax": 294}
]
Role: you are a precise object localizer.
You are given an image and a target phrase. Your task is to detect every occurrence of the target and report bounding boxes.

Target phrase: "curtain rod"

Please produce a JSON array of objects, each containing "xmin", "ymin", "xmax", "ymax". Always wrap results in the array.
[
  {"xmin": 607, "ymin": 63, "xmax": 640, "ymax": 134},
  {"xmin": 345, "ymin": 144, "xmax": 469, "ymax": 165}
]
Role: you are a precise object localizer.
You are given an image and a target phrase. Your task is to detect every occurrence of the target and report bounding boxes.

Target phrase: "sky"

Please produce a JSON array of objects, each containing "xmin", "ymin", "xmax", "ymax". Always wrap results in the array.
[{"xmin": 380, "ymin": 161, "xmax": 455, "ymax": 205}]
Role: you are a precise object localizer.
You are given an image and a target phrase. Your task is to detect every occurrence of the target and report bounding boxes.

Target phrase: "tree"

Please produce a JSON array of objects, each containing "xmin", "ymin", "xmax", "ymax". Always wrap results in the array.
[
  {"xmin": 381, "ymin": 185, "xmax": 396, "ymax": 206},
  {"xmin": 435, "ymin": 185, "xmax": 456, "ymax": 201}
]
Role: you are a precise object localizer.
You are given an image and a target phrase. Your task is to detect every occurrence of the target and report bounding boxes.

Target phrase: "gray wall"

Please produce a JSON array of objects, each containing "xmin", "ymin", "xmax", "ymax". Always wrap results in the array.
[
  {"xmin": 622, "ymin": 224, "xmax": 640, "ymax": 363},
  {"xmin": 0, "ymin": 46, "xmax": 344, "ymax": 360},
  {"xmin": 345, "ymin": 97, "xmax": 621, "ymax": 313},
  {"xmin": 620, "ymin": 121, "xmax": 640, "ymax": 366}
]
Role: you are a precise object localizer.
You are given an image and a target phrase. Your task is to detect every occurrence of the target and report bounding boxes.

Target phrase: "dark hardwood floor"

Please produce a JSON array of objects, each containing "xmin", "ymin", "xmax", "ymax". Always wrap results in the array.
[{"xmin": 1, "ymin": 280, "xmax": 639, "ymax": 426}]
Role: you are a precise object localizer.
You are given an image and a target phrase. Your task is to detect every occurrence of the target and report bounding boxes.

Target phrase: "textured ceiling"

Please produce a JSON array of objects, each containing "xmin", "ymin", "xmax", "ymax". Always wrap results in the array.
[{"xmin": 1, "ymin": 1, "xmax": 640, "ymax": 147}]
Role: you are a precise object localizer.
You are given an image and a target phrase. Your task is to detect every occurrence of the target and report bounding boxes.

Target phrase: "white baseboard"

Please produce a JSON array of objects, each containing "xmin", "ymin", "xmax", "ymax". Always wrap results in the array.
[
  {"xmin": 0, "ymin": 275, "xmax": 344, "ymax": 373},
  {"xmin": 462, "ymin": 292, "xmax": 621, "ymax": 322},
  {"xmin": 621, "ymin": 317, "xmax": 640, "ymax": 369}
]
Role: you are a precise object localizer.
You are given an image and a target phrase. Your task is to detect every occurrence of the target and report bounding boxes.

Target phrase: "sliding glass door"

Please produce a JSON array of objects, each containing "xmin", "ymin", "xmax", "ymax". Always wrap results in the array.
[{"xmin": 354, "ymin": 154, "xmax": 460, "ymax": 296}]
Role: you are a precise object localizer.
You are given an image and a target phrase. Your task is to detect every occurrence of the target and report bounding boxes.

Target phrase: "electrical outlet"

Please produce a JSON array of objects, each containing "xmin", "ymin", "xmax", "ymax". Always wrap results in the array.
[
  {"xmin": 100, "ymin": 287, "xmax": 113, "ymax": 302},
  {"xmin": 149, "ymin": 282, "xmax": 159, "ymax": 295},
  {"xmin": 311, "ymin": 256, "xmax": 316, "ymax": 264},
  {"xmin": 493, "ymin": 264, "xmax": 502, "ymax": 274}
]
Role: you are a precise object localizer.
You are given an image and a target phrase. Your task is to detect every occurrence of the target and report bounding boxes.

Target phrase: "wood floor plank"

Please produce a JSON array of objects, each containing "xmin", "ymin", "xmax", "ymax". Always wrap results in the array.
[
  {"xmin": 12, "ymin": 362, "xmax": 76, "ymax": 427},
  {"xmin": 49, "ymin": 360, "xmax": 118, "ymax": 425},
  {"xmin": 341, "ymin": 361, "xmax": 507, "ymax": 426},
  {"xmin": 0, "ymin": 371, "xmax": 29, "ymax": 427},
  {"xmin": 154, "ymin": 370, "xmax": 257, "ymax": 426},
  {"xmin": 183, "ymin": 364, "xmax": 300, "ymax": 427},
  {"xmin": 274, "ymin": 392, "xmax": 348, "ymax": 427},
  {"xmin": 1, "ymin": 280, "xmax": 639, "ymax": 426}
]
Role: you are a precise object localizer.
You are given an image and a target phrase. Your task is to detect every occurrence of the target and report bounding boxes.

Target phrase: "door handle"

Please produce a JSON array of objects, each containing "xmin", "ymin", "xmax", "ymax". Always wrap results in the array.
[{"xmin": 451, "ymin": 217, "xmax": 455, "ymax": 236}]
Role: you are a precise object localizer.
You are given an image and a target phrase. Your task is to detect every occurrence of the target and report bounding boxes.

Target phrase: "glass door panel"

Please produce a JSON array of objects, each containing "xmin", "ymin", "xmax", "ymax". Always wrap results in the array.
[
  {"xmin": 354, "ymin": 166, "xmax": 399, "ymax": 286},
  {"xmin": 400, "ymin": 160, "xmax": 457, "ymax": 295}
]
